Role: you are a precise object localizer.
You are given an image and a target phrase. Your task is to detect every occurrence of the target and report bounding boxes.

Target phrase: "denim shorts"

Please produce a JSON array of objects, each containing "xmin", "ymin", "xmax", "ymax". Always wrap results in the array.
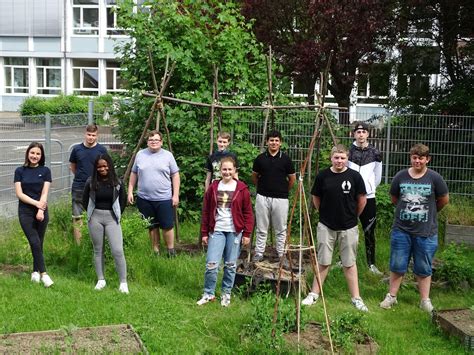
[
  {"xmin": 389, "ymin": 229, "xmax": 438, "ymax": 277},
  {"xmin": 72, "ymin": 189, "xmax": 85, "ymax": 218},
  {"xmin": 136, "ymin": 197, "xmax": 174, "ymax": 230}
]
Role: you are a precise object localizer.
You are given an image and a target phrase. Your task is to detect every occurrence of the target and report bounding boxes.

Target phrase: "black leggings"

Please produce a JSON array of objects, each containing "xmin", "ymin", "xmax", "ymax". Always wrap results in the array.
[
  {"xmin": 359, "ymin": 198, "xmax": 377, "ymax": 265},
  {"xmin": 19, "ymin": 206, "xmax": 49, "ymax": 273}
]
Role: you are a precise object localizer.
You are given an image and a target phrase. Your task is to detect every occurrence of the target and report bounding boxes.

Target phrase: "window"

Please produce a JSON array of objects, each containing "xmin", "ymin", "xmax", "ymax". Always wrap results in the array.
[
  {"xmin": 106, "ymin": 61, "xmax": 125, "ymax": 92},
  {"xmin": 73, "ymin": 0, "xmax": 99, "ymax": 35},
  {"xmin": 73, "ymin": 59, "xmax": 98, "ymax": 95},
  {"xmin": 357, "ymin": 64, "xmax": 390, "ymax": 98},
  {"xmin": 106, "ymin": 0, "xmax": 125, "ymax": 35},
  {"xmin": 37, "ymin": 58, "xmax": 61, "ymax": 95},
  {"xmin": 4, "ymin": 58, "xmax": 29, "ymax": 94}
]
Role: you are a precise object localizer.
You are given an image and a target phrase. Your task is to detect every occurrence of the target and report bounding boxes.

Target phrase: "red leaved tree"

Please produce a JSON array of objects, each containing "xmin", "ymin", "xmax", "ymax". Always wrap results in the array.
[{"xmin": 242, "ymin": 0, "xmax": 397, "ymax": 124}]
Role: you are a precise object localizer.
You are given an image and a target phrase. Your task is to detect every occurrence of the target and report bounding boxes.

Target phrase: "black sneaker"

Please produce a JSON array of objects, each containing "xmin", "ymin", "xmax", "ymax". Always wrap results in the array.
[{"xmin": 167, "ymin": 248, "xmax": 177, "ymax": 258}]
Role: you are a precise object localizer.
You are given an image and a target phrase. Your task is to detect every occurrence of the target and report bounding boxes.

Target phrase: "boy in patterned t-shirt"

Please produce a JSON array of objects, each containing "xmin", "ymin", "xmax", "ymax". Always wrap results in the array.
[{"xmin": 380, "ymin": 144, "xmax": 449, "ymax": 313}]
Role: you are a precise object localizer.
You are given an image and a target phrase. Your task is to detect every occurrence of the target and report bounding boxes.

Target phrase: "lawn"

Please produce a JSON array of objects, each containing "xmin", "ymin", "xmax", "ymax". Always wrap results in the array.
[{"xmin": 0, "ymin": 201, "xmax": 473, "ymax": 354}]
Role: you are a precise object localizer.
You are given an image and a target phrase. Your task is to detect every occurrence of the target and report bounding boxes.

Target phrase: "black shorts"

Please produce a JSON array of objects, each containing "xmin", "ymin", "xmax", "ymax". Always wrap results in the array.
[{"xmin": 136, "ymin": 197, "xmax": 174, "ymax": 230}]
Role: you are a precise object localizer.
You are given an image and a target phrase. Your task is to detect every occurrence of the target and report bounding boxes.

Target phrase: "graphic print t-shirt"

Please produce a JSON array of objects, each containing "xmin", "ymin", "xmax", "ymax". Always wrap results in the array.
[
  {"xmin": 391, "ymin": 169, "xmax": 448, "ymax": 236},
  {"xmin": 214, "ymin": 180, "xmax": 237, "ymax": 232}
]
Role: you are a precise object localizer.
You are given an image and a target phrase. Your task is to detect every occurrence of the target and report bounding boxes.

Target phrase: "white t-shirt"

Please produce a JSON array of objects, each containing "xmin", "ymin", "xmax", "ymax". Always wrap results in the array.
[{"xmin": 214, "ymin": 180, "xmax": 237, "ymax": 232}]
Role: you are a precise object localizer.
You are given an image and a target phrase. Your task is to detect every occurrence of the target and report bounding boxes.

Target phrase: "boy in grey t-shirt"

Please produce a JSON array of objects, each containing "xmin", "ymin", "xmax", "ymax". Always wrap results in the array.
[{"xmin": 380, "ymin": 144, "xmax": 449, "ymax": 313}]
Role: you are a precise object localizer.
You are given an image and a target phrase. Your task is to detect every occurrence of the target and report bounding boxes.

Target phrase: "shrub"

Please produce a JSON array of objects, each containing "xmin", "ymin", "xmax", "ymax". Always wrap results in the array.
[
  {"xmin": 242, "ymin": 286, "xmax": 305, "ymax": 351},
  {"xmin": 19, "ymin": 95, "xmax": 115, "ymax": 117},
  {"xmin": 375, "ymin": 183, "xmax": 394, "ymax": 227},
  {"xmin": 323, "ymin": 312, "xmax": 370, "ymax": 352},
  {"xmin": 436, "ymin": 243, "xmax": 474, "ymax": 289}
]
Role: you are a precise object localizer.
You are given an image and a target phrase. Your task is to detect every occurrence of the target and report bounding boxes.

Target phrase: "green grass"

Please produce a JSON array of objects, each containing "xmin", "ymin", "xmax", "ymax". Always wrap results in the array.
[{"xmin": 1, "ymin": 201, "xmax": 473, "ymax": 354}]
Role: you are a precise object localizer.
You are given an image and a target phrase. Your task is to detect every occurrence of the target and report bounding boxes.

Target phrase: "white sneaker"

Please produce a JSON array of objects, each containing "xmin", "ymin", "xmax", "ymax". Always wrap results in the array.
[
  {"xmin": 197, "ymin": 293, "xmax": 216, "ymax": 306},
  {"xmin": 351, "ymin": 297, "xmax": 369, "ymax": 312},
  {"xmin": 95, "ymin": 279, "xmax": 106, "ymax": 290},
  {"xmin": 369, "ymin": 264, "xmax": 383, "ymax": 275},
  {"xmin": 41, "ymin": 274, "xmax": 54, "ymax": 288},
  {"xmin": 119, "ymin": 283, "xmax": 129, "ymax": 294},
  {"xmin": 380, "ymin": 293, "xmax": 397, "ymax": 309},
  {"xmin": 420, "ymin": 298, "xmax": 434, "ymax": 313},
  {"xmin": 221, "ymin": 293, "xmax": 231, "ymax": 307},
  {"xmin": 31, "ymin": 272, "xmax": 40, "ymax": 283},
  {"xmin": 302, "ymin": 292, "xmax": 320, "ymax": 306}
]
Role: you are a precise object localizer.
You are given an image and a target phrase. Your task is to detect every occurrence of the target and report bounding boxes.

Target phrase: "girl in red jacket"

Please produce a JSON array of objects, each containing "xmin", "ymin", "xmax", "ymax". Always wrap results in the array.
[{"xmin": 197, "ymin": 156, "xmax": 254, "ymax": 307}]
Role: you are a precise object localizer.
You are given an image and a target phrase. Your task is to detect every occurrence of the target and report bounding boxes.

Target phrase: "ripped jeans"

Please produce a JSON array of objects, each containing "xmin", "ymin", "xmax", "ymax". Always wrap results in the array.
[{"xmin": 203, "ymin": 231, "xmax": 242, "ymax": 296}]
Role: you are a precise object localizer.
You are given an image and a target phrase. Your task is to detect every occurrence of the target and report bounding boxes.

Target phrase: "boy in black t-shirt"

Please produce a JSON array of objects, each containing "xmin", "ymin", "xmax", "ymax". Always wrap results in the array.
[
  {"xmin": 204, "ymin": 132, "xmax": 238, "ymax": 192},
  {"xmin": 302, "ymin": 145, "xmax": 369, "ymax": 312}
]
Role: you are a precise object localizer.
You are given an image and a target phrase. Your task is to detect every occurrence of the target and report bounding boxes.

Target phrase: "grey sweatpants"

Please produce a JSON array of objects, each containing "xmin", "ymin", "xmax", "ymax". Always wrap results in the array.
[
  {"xmin": 88, "ymin": 209, "xmax": 127, "ymax": 283},
  {"xmin": 254, "ymin": 194, "xmax": 289, "ymax": 257}
]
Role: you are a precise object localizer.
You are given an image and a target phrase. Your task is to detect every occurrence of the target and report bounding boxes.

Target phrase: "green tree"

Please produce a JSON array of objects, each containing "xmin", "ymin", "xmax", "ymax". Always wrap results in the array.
[{"xmin": 114, "ymin": 0, "xmax": 269, "ymax": 218}]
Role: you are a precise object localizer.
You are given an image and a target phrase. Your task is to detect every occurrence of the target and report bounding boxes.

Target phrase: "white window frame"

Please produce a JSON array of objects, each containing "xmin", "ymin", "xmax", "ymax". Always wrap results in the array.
[
  {"xmin": 73, "ymin": 60, "xmax": 99, "ymax": 95},
  {"xmin": 36, "ymin": 59, "xmax": 62, "ymax": 95},
  {"xmin": 72, "ymin": 0, "xmax": 100, "ymax": 36},
  {"xmin": 106, "ymin": 1, "xmax": 126, "ymax": 36},
  {"xmin": 106, "ymin": 67, "xmax": 125, "ymax": 93},
  {"xmin": 4, "ymin": 58, "xmax": 29, "ymax": 94}
]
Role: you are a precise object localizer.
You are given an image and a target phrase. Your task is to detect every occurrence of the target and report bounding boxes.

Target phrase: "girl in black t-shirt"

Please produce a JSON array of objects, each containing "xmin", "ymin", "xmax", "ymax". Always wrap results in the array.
[{"xmin": 14, "ymin": 142, "xmax": 54, "ymax": 287}]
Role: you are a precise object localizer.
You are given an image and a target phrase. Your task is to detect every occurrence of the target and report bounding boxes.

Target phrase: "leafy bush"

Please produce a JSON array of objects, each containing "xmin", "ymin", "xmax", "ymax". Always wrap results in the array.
[
  {"xmin": 323, "ymin": 312, "xmax": 370, "ymax": 352},
  {"xmin": 375, "ymin": 183, "xmax": 394, "ymax": 227},
  {"xmin": 436, "ymin": 243, "xmax": 474, "ymax": 289},
  {"xmin": 19, "ymin": 95, "xmax": 115, "ymax": 117},
  {"xmin": 242, "ymin": 286, "xmax": 304, "ymax": 351}
]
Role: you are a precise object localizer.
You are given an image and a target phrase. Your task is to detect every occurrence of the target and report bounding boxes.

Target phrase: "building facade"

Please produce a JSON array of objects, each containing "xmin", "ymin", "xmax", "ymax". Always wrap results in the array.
[{"xmin": 0, "ymin": 0, "xmax": 129, "ymax": 111}]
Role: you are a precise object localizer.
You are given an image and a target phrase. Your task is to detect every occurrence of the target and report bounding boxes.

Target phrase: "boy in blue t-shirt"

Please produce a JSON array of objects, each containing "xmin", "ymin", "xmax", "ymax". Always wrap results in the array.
[{"xmin": 69, "ymin": 124, "xmax": 107, "ymax": 244}]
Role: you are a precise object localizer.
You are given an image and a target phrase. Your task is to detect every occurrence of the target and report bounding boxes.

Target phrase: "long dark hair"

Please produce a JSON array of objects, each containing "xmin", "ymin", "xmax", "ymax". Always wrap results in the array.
[
  {"xmin": 90, "ymin": 153, "xmax": 120, "ymax": 190},
  {"xmin": 24, "ymin": 142, "xmax": 45, "ymax": 167}
]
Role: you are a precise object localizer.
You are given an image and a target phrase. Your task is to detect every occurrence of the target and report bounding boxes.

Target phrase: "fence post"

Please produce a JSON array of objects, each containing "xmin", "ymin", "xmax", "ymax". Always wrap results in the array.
[
  {"xmin": 45, "ymin": 113, "xmax": 52, "ymax": 168},
  {"xmin": 384, "ymin": 113, "xmax": 391, "ymax": 184},
  {"xmin": 88, "ymin": 99, "xmax": 94, "ymax": 125}
]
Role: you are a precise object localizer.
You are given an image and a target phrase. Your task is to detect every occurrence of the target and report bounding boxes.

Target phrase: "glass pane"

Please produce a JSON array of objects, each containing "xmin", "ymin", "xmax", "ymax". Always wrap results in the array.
[
  {"xmin": 106, "ymin": 0, "xmax": 117, "ymax": 4},
  {"xmin": 106, "ymin": 61, "xmax": 119, "ymax": 68},
  {"xmin": 107, "ymin": 70, "xmax": 114, "ymax": 89},
  {"xmin": 107, "ymin": 8, "xmax": 115, "ymax": 28},
  {"xmin": 37, "ymin": 58, "xmax": 61, "ymax": 66},
  {"xmin": 46, "ymin": 69, "xmax": 61, "ymax": 88},
  {"xmin": 73, "ymin": 8, "xmax": 81, "ymax": 27},
  {"xmin": 73, "ymin": 0, "xmax": 99, "ymax": 4},
  {"xmin": 83, "ymin": 69, "xmax": 98, "ymax": 88},
  {"xmin": 38, "ymin": 89, "xmax": 61, "ymax": 95},
  {"xmin": 116, "ymin": 72, "xmax": 124, "ymax": 89},
  {"xmin": 37, "ymin": 69, "xmax": 45, "ymax": 87},
  {"xmin": 73, "ymin": 59, "xmax": 98, "ymax": 67},
  {"xmin": 357, "ymin": 75, "xmax": 368, "ymax": 96},
  {"xmin": 73, "ymin": 69, "xmax": 80, "ymax": 88},
  {"xmin": 83, "ymin": 8, "xmax": 99, "ymax": 27},
  {"xmin": 5, "ymin": 68, "xmax": 12, "ymax": 86},
  {"xmin": 14, "ymin": 68, "xmax": 28, "ymax": 87}
]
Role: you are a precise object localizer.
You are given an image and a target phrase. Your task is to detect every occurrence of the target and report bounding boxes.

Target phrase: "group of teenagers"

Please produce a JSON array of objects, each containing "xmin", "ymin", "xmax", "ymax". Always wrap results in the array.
[{"xmin": 14, "ymin": 121, "xmax": 449, "ymax": 312}]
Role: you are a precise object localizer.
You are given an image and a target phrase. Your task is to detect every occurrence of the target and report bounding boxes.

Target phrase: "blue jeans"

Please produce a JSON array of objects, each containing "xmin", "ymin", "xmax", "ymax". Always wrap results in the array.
[
  {"xmin": 204, "ymin": 231, "xmax": 242, "ymax": 295},
  {"xmin": 389, "ymin": 229, "xmax": 438, "ymax": 277}
]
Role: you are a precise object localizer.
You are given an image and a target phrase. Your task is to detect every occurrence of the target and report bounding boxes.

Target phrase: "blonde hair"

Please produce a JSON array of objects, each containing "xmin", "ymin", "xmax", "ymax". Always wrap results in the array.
[{"xmin": 330, "ymin": 144, "xmax": 349, "ymax": 157}]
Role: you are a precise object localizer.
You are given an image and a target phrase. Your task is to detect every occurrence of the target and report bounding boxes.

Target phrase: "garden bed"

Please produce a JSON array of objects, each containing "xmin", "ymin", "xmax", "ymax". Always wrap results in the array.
[
  {"xmin": 433, "ymin": 308, "xmax": 474, "ymax": 351},
  {"xmin": 284, "ymin": 322, "xmax": 378, "ymax": 354},
  {"xmin": 445, "ymin": 224, "xmax": 474, "ymax": 248},
  {"xmin": 0, "ymin": 324, "xmax": 147, "ymax": 353}
]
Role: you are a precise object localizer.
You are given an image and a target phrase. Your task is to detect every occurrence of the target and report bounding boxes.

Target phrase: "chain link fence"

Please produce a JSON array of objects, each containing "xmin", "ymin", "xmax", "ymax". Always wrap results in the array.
[{"xmin": 0, "ymin": 110, "xmax": 472, "ymax": 218}]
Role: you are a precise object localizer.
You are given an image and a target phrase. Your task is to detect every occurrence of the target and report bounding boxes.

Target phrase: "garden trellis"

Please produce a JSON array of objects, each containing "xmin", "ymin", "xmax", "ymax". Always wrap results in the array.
[{"xmin": 123, "ymin": 47, "xmax": 345, "ymax": 353}]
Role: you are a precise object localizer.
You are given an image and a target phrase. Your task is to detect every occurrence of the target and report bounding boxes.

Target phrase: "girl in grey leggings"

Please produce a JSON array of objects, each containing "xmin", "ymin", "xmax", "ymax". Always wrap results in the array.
[{"xmin": 83, "ymin": 153, "xmax": 128, "ymax": 293}]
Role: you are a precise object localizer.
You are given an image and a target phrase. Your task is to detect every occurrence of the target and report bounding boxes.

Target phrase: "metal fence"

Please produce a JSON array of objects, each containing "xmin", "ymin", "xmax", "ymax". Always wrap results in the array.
[
  {"xmin": 0, "ymin": 113, "xmax": 120, "ymax": 218},
  {"xmin": 0, "ymin": 110, "xmax": 472, "ymax": 218},
  {"xmin": 233, "ymin": 109, "xmax": 473, "ymax": 196}
]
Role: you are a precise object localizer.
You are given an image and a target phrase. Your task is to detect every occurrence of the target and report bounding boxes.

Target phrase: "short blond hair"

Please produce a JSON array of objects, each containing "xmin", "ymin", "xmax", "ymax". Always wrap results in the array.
[{"xmin": 330, "ymin": 144, "xmax": 349, "ymax": 157}]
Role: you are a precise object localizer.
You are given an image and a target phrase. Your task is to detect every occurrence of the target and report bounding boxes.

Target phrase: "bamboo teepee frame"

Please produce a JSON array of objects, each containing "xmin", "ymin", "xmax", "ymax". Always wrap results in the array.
[{"xmin": 123, "ymin": 48, "xmax": 345, "ymax": 352}]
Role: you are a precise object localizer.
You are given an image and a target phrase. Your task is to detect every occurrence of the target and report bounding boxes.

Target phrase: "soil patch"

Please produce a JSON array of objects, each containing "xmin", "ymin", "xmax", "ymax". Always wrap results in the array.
[
  {"xmin": 284, "ymin": 322, "xmax": 378, "ymax": 354},
  {"xmin": 175, "ymin": 242, "xmax": 203, "ymax": 255},
  {"xmin": 0, "ymin": 324, "xmax": 147, "ymax": 354},
  {"xmin": 0, "ymin": 264, "xmax": 29, "ymax": 276}
]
